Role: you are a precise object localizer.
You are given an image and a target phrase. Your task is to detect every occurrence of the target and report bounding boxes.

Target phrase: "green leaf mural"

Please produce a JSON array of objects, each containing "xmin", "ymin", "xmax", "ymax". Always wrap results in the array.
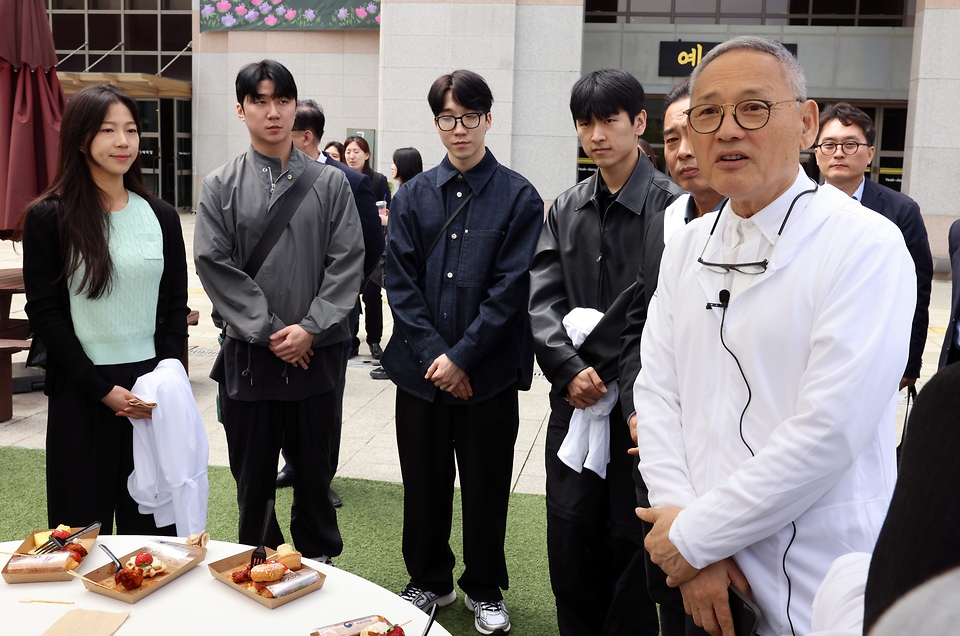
[{"xmin": 199, "ymin": 0, "xmax": 381, "ymax": 31}]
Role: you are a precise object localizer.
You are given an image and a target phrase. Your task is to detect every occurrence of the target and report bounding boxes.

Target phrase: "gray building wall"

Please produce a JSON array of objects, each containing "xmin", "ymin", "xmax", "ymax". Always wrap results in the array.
[{"xmin": 377, "ymin": 0, "xmax": 583, "ymax": 203}]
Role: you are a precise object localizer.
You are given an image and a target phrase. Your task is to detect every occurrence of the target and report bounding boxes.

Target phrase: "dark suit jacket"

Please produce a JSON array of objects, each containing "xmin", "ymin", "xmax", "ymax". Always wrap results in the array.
[
  {"xmin": 939, "ymin": 219, "xmax": 960, "ymax": 368},
  {"xmin": 860, "ymin": 178, "xmax": 933, "ymax": 379},
  {"xmin": 322, "ymin": 152, "xmax": 384, "ymax": 280}
]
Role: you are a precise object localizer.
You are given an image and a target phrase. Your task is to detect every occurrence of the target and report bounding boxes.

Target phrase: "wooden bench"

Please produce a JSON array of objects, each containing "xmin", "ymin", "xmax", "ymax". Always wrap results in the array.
[
  {"xmin": 183, "ymin": 309, "xmax": 200, "ymax": 375},
  {"xmin": 0, "ymin": 339, "xmax": 34, "ymax": 421}
]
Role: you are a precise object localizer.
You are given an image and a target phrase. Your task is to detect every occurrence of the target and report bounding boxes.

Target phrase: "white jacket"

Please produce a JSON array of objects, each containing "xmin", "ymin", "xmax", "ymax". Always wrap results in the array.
[
  {"xmin": 127, "ymin": 359, "xmax": 209, "ymax": 536},
  {"xmin": 634, "ymin": 173, "xmax": 915, "ymax": 635}
]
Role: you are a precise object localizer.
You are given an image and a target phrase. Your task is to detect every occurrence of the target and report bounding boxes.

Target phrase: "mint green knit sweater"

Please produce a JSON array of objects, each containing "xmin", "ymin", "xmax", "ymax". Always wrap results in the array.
[{"xmin": 69, "ymin": 191, "xmax": 163, "ymax": 366}]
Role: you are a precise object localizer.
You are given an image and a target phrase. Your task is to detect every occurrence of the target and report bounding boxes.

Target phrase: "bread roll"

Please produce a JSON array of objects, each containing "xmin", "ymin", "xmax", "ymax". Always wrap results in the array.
[
  {"xmin": 275, "ymin": 544, "xmax": 302, "ymax": 571},
  {"xmin": 250, "ymin": 562, "xmax": 286, "ymax": 582}
]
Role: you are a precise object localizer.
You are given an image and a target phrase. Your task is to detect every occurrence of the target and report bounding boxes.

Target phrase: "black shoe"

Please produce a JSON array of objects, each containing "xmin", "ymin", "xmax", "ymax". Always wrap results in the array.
[
  {"xmin": 329, "ymin": 489, "xmax": 342, "ymax": 508},
  {"xmin": 349, "ymin": 345, "xmax": 360, "ymax": 358},
  {"xmin": 370, "ymin": 366, "xmax": 389, "ymax": 380},
  {"xmin": 276, "ymin": 469, "xmax": 294, "ymax": 489},
  {"xmin": 369, "ymin": 342, "xmax": 383, "ymax": 360}
]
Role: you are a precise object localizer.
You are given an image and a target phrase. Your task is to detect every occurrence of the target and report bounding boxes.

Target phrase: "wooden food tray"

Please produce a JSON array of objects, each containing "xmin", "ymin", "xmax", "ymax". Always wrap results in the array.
[
  {"xmin": 2, "ymin": 526, "xmax": 101, "ymax": 584},
  {"xmin": 208, "ymin": 547, "xmax": 325, "ymax": 609},
  {"xmin": 79, "ymin": 540, "xmax": 206, "ymax": 604}
]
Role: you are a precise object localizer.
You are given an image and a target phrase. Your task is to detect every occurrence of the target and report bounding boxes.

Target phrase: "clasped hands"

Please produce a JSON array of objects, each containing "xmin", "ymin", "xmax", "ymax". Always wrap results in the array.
[
  {"xmin": 426, "ymin": 354, "xmax": 473, "ymax": 400},
  {"xmin": 269, "ymin": 324, "xmax": 314, "ymax": 369},
  {"xmin": 638, "ymin": 506, "xmax": 751, "ymax": 636}
]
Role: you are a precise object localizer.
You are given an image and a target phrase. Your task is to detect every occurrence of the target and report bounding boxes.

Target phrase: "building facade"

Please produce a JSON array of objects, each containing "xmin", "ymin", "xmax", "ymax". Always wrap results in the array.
[{"xmin": 41, "ymin": 0, "xmax": 960, "ymax": 265}]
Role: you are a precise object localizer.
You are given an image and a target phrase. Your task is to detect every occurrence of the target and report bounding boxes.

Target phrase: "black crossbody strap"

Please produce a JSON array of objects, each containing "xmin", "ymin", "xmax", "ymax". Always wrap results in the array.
[
  {"xmin": 418, "ymin": 190, "xmax": 474, "ymax": 275},
  {"xmin": 243, "ymin": 160, "xmax": 324, "ymax": 279}
]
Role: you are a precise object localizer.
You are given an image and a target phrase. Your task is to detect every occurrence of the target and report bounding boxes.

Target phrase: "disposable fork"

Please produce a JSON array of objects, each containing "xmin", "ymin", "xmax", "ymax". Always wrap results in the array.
[
  {"xmin": 35, "ymin": 521, "xmax": 101, "ymax": 555},
  {"xmin": 99, "ymin": 544, "xmax": 123, "ymax": 573},
  {"xmin": 249, "ymin": 498, "xmax": 275, "ymax": 568}
]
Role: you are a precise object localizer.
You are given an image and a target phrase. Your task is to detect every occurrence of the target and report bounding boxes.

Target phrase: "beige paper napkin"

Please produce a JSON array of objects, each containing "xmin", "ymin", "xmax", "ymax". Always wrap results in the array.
[{"xmin": 41, "ymin": 609, "xmax": 129, "ymax": 636}]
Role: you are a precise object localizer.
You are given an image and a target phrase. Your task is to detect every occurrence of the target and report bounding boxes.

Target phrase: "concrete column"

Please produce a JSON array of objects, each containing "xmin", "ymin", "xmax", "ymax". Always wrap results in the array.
[
  {"xmin": 377, "ymin": 0, "xmax": 583, "ymax": 202},
  {"xmin": 904, "ymin": 0, "xmax": 960, "ymax": 259}
]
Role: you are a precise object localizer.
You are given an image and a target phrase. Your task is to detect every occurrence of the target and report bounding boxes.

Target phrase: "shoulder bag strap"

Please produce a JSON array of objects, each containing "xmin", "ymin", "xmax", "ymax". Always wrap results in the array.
[
  {"xmin": 243, "ymin": 160, "xmax": 324, "ymax": 279},
  {"xmin": 418, "ymin": 190, "xmax": 474, "ymax": 275}
]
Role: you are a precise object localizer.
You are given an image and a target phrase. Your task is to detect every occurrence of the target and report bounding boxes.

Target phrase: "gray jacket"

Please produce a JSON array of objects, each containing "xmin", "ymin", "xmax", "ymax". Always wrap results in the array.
[{"xmin": 195, "ymin": 145, "xmax": 363, "ymax": 348}]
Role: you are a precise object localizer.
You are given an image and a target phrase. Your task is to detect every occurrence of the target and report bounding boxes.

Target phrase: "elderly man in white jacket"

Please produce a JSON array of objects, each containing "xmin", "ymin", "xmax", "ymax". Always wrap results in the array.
[{"xmin": 633, "ymin": 36, "xmax": 915, "ymax": 636}]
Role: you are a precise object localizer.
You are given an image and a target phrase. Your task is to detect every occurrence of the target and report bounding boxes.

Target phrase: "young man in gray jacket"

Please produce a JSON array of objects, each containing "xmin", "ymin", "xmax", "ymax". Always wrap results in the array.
[{"xmin": 195, "ymin": 60, "xmax": 363, "ymax": 561}]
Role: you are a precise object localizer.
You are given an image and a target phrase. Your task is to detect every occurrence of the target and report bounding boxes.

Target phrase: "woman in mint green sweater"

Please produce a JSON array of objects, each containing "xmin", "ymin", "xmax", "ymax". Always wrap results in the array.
[{"xmin": 21, "ymin": 85, "xmax": 189, "ymax": 535}]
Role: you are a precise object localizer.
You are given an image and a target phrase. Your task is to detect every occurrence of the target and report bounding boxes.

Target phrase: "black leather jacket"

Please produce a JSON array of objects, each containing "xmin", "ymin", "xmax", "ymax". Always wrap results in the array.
[{"xmin": 529, "ymin": 154, "xmax": 683, "ymax": 393}]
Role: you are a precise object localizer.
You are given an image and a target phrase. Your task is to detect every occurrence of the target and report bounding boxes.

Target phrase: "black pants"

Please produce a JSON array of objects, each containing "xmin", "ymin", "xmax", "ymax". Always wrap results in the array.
[
  {"xmin": 46, "ymin": 358, "xmax": 176, "ymax": 536},
  {"xmin": 361, "ymin": 280, "xmax": 383, "ymax": 345},
  {"xmin": 395, "ymin": 386, "xmax": 519, "ymax": 602},
  {"xmin": 545, "ymin": 394, "xmax": 659, "ymax": 636},
  {"xmin": 221, "ymin": 389, "xmax": 342, "ymax": 559}
]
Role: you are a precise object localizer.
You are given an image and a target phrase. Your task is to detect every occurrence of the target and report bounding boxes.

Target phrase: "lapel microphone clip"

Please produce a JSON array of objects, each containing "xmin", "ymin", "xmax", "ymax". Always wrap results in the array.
[{"xmin": 706, "ymin": 289, "xmax": 731, "ymax": 310}]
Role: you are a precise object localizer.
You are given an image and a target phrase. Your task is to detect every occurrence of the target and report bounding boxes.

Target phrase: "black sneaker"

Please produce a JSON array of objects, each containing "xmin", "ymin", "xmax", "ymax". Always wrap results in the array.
[
  {"xmin": 369, "ymin": 342, "xmax": 383, "ymax": 359},
  {"xmin": 370, "ymin": 366, "xmax": 389, "ymax": 380}
]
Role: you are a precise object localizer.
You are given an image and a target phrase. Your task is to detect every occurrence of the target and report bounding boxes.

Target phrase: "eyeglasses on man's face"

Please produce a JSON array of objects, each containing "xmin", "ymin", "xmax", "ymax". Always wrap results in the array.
[
  {"xmin": 814, "ymin": 140, "xmax": 870, "ymax": 156},
  {"xmin": 435, "ymin": 112, "xmax": 486, "ymax": 132},
  {"xmin": 684, "ymin": 99, "xmax": 803, "ymax": 134}
]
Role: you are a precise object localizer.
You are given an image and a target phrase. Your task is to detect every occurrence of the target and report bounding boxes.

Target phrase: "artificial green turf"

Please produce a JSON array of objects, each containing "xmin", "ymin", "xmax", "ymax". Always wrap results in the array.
[{"xmin": 0, "ymin": 446, "xmax": 555, "ymax": 635}]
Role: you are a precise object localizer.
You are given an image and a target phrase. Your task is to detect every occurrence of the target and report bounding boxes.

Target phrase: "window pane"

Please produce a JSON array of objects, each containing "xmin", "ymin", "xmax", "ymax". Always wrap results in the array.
[
  {"xmin": 812, "ymin": 0, "xmax": 855, "ymax": 14},
  {"xmin": 630, "ymin": 0, "xmax": 670, "ymax": 10},
  {"xmin": 162, "ymin": 0, "xmax": 192, "ymax": 8},
  {"xmin": 676, "ymin": 16, "xmax": 717, "ymax": 23},
  {"xmin": 629, "ymin": 15, "xmax": 671, "ymax": 23},
  {"xmin": 878, "ymin": 156, "xmax": 903, "ymax": 192},
  {"xmin": 51, "ymin": 0, "xmax": 85, "ymax": 8},
  {"xmin": 88, "ymin": 0, "xmax": 120, "ymax": 7},
  {"xmin": 56, "ymin": 55, "xmax": 86, "ymax": 72},
  {"xmin": 126, "ymin": 0, "xmax": 158, "ymax": 8},
  {"xmin": 720, "ymin": 16, "xmax": 761, "ymax": 23},
  {"xmin": 177, "ymin": 174, "xmax": 192, "ymax": 208},
  {"xmin": 160, "ymin": 55, "xmax": 191, "ymax": 81},
  {"xmin": 176, "ymin": 100, "xmax": 191, "ymax": 133},
  {"xmin": 143, "ymin": 173, "xmax": 159, "ymax": 197},
  {"xmin": 139, "ymin": 136, "xmax": 159, "ymax": 170},
  {"xmin": 860, "ymin": 0, "xmax": 904, "ymax": 15},
  {"xmin": 125, "ymin": 14, "xmax": 158, "ymax": 51},
  {"xmin": 88, "ymin": 53, "xmax": 121, "ymax": 72},
  {"xmin": 177, "ymin": 137, "xmax": 192, "ymax": 171},
  {"xmin": 160, "ymin": 14, "xmax": 191, "ymax": 51},
  {"xmin": 52, "ymin": 14, "xmax": 85, "ymax": 51},
  {"xmin": 765, "ymin": 0, "xmax": 790, "ymax": 12},
  {"xmin": 88, "ymin": 14, "xmax": 120, "ymax": 50},
  {"xmin": 676, "ymin": 0, "xmax": 718, "ymax": 11},
  {"xmin": 138, "ymin": 100, "xmax": 159, "ymax": 133},
  {"xmin": 811, "ymin": 17, "xmax": 854, "ymax": 25},
  {"xmin": 881, "ymin": 108, "xmax": 907, "ymax": 152},
  {"xmin": 721, "ymin": 0, "xmax": 762, "ymax": 12},
  {"xmin": 126, "ymin": 54, "xmax": 158, "ymax": 75}
]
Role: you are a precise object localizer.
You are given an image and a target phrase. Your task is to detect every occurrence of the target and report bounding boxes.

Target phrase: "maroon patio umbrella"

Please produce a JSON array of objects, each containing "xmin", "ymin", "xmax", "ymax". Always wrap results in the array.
[{"xmin": 0, "ymin": 0, "xmax": 67, "ymax": 239}]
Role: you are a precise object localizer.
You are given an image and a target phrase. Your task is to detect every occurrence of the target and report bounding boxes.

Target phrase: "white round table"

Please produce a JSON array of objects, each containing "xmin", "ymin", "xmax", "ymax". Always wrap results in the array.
[{"xmin": 1, "ymin": 535, "xmax": 451, "ymax": 636}]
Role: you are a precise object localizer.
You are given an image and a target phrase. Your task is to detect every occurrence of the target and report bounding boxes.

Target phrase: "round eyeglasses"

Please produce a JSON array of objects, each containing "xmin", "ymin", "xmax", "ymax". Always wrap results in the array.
[
  {"xmin": 434, "ymin": 112, "xmax": 486, "ymax": 132},
  {"xmin": 684, "ymin": 99, "xmax": 803, "ymax": 134},
  {"xmin": 814, "ymin": 141, "xmax": 869, "ymax": 156}
]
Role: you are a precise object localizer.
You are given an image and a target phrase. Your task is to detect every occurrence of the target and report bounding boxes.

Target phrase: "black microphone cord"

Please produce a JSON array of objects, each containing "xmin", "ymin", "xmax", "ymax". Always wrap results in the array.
[{"xmin": 718, "ymin": 292, "xmax": 797, "ymax": 636}]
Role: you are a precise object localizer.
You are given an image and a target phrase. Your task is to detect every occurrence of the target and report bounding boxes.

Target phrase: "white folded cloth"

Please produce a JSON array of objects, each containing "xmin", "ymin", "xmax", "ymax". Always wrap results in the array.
[
  {"xmin": 557, "ymin": 308, "xmax": 617, "ymax": 479},
  {"xmin": 807, "ymin": 552, "xmax": 871, "ymax": 636}
]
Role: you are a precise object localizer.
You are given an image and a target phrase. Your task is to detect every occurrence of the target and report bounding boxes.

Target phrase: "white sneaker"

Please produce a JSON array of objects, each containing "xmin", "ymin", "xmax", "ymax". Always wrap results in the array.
[
  {"xmin": 465, "ymin": 595, "xmax": 511, "ymax": 634},
  {"xmin": 398, "ymin": 582, "xmax": 456, "ymax": 611}
]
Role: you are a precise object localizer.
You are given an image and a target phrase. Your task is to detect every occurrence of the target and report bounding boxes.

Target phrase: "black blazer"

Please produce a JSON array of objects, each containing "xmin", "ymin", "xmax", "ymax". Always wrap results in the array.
[
  {"xmin": 939, "ymin": 219, "xmax": 960, "ymax": 368},
  {"xmin": 860, "ymin": 178, "xmax": 933, "ymax": 379},
  {"xmin": 22, "ymin": 196, "xmax": 189, "ymax": 400},
  {"xmin": 322, "ymin": 153, "xmax": 385, "ymax": 280}
]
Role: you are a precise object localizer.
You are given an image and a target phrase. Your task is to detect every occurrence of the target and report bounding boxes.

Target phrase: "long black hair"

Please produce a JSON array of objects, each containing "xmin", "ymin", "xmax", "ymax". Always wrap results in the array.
[{"xmin": 26, "ymin": 84, "xmax": 150, "ymax": 299}]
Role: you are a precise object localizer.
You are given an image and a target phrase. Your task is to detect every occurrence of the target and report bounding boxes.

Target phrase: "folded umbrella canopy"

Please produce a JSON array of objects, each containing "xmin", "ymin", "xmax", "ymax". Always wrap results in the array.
[{"xmin": 0, "ymin": 0, "xmax": 67, "ymax": 239}]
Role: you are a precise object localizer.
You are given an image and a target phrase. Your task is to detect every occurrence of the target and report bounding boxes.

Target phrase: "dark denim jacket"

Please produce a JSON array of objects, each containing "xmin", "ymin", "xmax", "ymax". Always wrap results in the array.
[{"xmin": 381, "ymin": 150, "xmax": 544, "ymax": 405}]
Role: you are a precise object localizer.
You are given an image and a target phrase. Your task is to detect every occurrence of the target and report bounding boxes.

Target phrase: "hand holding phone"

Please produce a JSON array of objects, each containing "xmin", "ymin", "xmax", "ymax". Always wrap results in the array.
[{"xmin": 728, "ymin": 585, "xmax": 761, "ymax": 636}]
